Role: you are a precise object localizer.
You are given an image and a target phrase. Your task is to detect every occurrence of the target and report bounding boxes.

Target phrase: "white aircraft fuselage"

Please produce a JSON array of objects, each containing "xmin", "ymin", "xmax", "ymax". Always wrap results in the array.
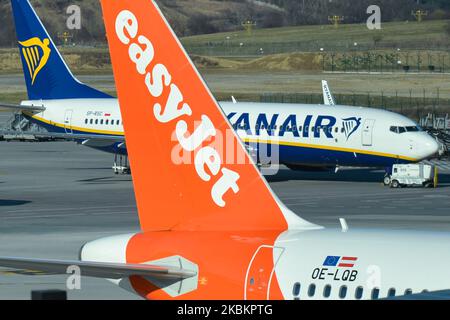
[{"xmin": 22, "ymin": 98, "xmax": 439, "ymax": 169}]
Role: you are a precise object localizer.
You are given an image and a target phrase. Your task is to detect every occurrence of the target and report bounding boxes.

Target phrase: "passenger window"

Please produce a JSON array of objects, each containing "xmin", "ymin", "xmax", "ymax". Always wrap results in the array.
[
  {"xmin": 95, "ymin": 119, "xmax": 98, "ymax": 125},
  {"xmin": 293, "ymin": 282, "xmax": 301, "ymax": 299},
  {"xmin": 84, "ymin": 119, "xmax": 88, "ymax": 124},
  {"xmin": 311, "ymin": 127, "xmax": 315, "ymax": 132},
  {"xmin": 116, "ymin": 120, "xmax": 120, "ymax": 125},
  {"xmin": 398, "ymin": 127, "xmax": 406, "ymax": 133},
  {"xmin": 298, "ymin": 126, "xmax": 302, "ymax": 131},
  {"xmin": 339, "ymin": 286, "xmax": 347, "ymax": 299},
  {"xmin": 106, "ymin": 120, "xmax": 109, "ymax": 125},
  {"xmin": 355, "ymin": 286, "xmax": 363, "ymax": 300},
  {"xmin": 90, "ymin": 119, "xmax": 93, "ymax": 124},
  {"xmin": 308, "ymin": 284, "xmax": 316, "ymax": 297},
  {"xmin": 404, "ymin": 289, "xmax": 412, "ymax": 295},
  {"xmin": 100, "ymin": 120, "xmax": 104, "ymax": 125},
  {"xmin": 323, "ymin": 285, "xmax": 331, "ymax": 298},
  {"xmin": 388, "ymin": 288, "xmax": 396, "ymax": 298},
  {"xmin": 341, "ymin": 127, "xmax": 345, "ymax": 133},
  {"xmin": 371, "ymin": 288, "xmax": 380, "ymax": 300}
]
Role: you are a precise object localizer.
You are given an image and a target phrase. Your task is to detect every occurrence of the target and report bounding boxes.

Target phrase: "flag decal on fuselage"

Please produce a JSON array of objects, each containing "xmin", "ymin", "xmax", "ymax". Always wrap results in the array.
[
  {"xmin": 18, "ymin": 37, "xmax": 51, "ymax": 85},
  {"xmin": 323, "ymin": 256, "xmax": 358, "ymax": 268}
]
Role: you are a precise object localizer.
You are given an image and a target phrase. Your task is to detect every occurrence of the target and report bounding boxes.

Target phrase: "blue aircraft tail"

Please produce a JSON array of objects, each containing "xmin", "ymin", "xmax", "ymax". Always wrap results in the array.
[{"xmin": 11, "ymin": 0, "xmax": 112, "ymax": 100}]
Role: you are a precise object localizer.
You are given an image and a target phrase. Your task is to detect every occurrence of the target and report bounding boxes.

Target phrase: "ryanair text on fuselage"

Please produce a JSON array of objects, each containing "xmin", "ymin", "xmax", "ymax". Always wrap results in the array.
[{"xmin": 227, "ymin": 112, "xmax": 362, "ymax": 140}]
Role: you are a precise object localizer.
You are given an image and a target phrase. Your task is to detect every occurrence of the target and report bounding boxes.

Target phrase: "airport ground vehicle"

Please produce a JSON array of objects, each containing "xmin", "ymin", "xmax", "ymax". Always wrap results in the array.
[{"xmin": 384, "ymin": 164, "xmax": 438, "ymax": 188}]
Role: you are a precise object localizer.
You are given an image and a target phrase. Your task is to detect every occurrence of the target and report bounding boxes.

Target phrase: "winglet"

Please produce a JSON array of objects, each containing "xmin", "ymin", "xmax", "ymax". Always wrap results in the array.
[{"xmin": 322, "ymin": 80, "xmax": 336, "ymax": 106}]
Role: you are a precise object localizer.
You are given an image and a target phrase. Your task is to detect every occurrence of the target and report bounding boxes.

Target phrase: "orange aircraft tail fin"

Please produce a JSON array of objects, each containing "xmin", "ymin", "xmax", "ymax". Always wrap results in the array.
[{"xmin": 100, "ymin": 0, "xmax": 319, "ymax": 232}]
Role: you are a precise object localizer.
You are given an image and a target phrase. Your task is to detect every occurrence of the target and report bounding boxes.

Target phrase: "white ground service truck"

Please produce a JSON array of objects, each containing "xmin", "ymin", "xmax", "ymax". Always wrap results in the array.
[{"xmin": 384, "ymin": 164, "xmax": 438, "ymax": 188}]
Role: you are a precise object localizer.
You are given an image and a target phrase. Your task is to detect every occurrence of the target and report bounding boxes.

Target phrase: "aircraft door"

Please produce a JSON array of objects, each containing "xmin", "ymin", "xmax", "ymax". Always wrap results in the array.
[
  {"xmin": 362, "ymin": 119, "xmax": 375, "ymax": 146},
  {"xmin": 64, "ymin": 109, "xmax": 73, "ymax": 134},
  {"xmin": 245, "ymin": 245, "xmax": 284, "ymax": 300}
]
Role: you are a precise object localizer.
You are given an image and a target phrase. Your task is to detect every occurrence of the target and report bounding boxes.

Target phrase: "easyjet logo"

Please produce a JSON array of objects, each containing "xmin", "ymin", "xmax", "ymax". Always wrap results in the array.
[{"xmin": 115, "ymin": 10, "xmax": 240, "ymax": 208}]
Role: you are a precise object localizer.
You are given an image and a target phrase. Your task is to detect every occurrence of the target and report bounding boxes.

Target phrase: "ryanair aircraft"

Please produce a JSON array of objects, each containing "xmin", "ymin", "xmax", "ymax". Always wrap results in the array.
[{"xmin": 0, "ymin": 0, "xmax": 439, "ymax": 174}]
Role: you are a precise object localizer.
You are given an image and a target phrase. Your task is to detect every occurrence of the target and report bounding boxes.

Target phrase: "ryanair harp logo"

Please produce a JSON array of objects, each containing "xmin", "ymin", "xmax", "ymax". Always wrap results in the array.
[
  {"xmin": 19, "ymin": 37, "xmax": 51, "ymax": 85},
  {"xmin": 342, "ymin": 117, "xmax": 362, "ymax": 140}
]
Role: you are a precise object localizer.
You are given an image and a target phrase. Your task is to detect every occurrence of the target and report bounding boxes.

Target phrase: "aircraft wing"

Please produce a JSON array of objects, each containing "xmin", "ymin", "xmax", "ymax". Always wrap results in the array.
[
  {"xmin": 0, "ymin": 257, "xmax": 196, "ymax": 280},
  {"xmin": 0, "ymin": 103, "xmax": 45, "ymax": 112},
  {"xmin": 34, "ymin": 132, "xmax": 125, "ymax": 142},
  {"xmin": 322, "ymin": 80, "xmax": 336, "ymax": 106}
]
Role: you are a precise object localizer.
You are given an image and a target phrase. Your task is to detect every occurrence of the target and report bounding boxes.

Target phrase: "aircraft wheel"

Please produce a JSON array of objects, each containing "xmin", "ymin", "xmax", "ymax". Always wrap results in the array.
[{"xmin": 391, "ymin": 180, "xmax": 400, "ymax": 188}]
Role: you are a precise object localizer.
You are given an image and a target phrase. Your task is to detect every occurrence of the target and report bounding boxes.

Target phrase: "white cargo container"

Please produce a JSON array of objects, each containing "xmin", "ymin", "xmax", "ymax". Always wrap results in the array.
[{"xmin": 384, "ymin": 164, "xmax": 438, "ymax": 188}]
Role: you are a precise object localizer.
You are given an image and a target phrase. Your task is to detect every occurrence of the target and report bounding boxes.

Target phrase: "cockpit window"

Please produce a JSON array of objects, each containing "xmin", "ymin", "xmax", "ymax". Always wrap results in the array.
[
  {"xmin": 390, "ymin": 125, "xmax": 422, "ymax": 134},
  {"xmin": 390, "ymin": 126, "xmax": 399, "ymax": 133},
  {"xmin": 405, "ymin": 126, "xmax": 421, "ymax": 132}
]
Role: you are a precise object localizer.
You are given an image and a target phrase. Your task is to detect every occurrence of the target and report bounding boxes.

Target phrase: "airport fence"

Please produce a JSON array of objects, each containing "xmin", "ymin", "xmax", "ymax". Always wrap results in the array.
[
  {"xmin": 260, "ymin": 90, "xmax": 450, "ymax": 121},
  {"xmin": 184, "ymin": 41, "xmax": 450, "ymax": 58},
  {"xmin": 322, "ymin": 51, "xmax": 450, "ymax": 73}
]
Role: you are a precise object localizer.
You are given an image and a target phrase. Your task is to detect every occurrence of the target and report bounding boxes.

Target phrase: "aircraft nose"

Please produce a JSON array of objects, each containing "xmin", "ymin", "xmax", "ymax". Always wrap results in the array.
[{"xmin": 418, "ymin": 135, "xmax": 439, "ymax": 160}]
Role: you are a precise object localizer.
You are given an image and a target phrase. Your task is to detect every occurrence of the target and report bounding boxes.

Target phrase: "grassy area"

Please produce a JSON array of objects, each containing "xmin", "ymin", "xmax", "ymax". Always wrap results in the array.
[
  {"xmin": 1, "ymin": 20, "xmax": 449, "ymax": 117},
  {"xmin": 0, "ymin": 47, "xmax": 112, "ymax": 75},
  {"xmin": 3, "ymin": 48, "xmax": 449, "ymax": 75},
  {"xmin": 0, "ymin": 92, "xmax": 28, "ymax": 104},
  {"xmin": 1, "ymin": 20, "xmax": 449, "ymax": 73},
  {"xmin": 0, "ymin": 90, "xmax": 117, "ymax": 104},
  {"xmin": 182, "ymin": 20, "xmax": 450, "ymax": 55}
]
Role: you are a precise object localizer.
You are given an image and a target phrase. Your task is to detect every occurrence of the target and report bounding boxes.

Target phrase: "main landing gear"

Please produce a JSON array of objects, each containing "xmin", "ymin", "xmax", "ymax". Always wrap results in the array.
[{"xmin": 113, "ymin": 154, "xmax": 131, "ymax": 175}]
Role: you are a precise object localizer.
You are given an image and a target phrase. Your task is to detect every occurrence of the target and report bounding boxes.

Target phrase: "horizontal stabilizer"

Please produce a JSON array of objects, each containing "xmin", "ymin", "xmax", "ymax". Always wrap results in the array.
[
  {"xmin": 0, "ymin": 256, "xmax": 196, "ymax": 280},
  {"xmin": 0, "ymin": 102, "xmax": 45, "ymax": 112},
  {"xmin": 0, "ymin": 130, "xmax": 124, "ymax": 142}
]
